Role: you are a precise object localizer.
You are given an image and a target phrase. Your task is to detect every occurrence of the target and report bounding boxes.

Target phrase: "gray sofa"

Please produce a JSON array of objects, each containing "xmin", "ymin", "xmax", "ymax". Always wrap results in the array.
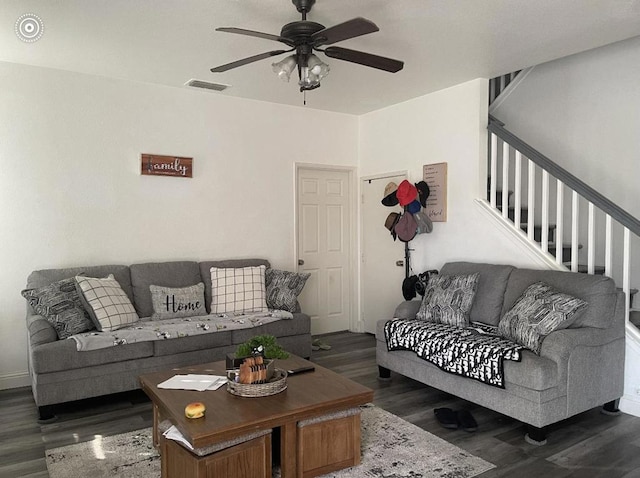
[
  {"xmin": 25, "ymin": 259, "xmax": 311, "ymax": 420},
  {"xmin": 376, "ymin": 261, "xmax": 626, "ymax": 444}
]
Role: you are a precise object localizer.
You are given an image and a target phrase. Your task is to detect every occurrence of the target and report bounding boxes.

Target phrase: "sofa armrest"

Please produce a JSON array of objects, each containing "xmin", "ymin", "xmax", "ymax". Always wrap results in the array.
[
  {"xmin": 27, "ymin": 314, "xmax": 57, "ymax": 347},
  {"xmin": 393, "ymin": 300, "xmax": 421, "ymax": 320},
  {"xmin": 540, "ymin": 325, "xmax": 621, "ymax": 364}
]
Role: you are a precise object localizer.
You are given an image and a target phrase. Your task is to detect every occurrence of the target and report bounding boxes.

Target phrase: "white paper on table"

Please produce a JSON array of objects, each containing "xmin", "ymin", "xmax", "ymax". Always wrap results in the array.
[
  {"xmin": 157, "ymin": 374, "xmax": 227, "ymax": 391},
  {"xmin": 163, "ymin": 425, "xmax": 194, "ymax": 450}
]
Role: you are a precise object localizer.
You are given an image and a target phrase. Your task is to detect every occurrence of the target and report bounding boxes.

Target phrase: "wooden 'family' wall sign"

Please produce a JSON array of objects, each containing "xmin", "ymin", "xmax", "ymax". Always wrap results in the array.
[{"xmin": 141, "ymin": 154, "xmax": 193, "ymax": 178}]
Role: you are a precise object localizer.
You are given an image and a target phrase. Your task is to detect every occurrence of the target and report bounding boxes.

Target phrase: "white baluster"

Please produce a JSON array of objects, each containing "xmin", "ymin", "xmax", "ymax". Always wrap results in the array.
[
  {"xmin": 605, "ymin": 215, "xmax": 613, "ymax": 277},
  {"xmin": 502, "ymin": 142, "xmax": 509, "ymax": 220},
  {"xmin": 556, "ymin": 181, "xmax": 564, "ymax": 265},
  {"xmin": 587, "ymin": 203, "xmax": 595, "ymax": 275},
  {"xmin": 527, "ymin": 160, "xmax": 535, "ymax": 242},
  {"xmin": 514, "ymin": 151, "xmax": 522, "ymax": 229},
  {"xmin": 624, "ymin": 227, "xmax": 631, "ymax": 321},
  {"xmin": 490, "ymin": 134, "xmax": 497, "ymax": 209},
  {"xmin": 541, "ymin": 171, "xmax": 549, "ymax": 253},
  {"xmin": 571, "ymin": 191, "xmax": 579, "ymax": 272}
]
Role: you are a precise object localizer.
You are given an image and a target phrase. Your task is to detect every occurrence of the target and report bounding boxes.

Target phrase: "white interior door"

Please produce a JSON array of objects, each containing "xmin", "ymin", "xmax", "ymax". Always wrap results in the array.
[
  {"xmin": 296, "ymin": 168, "xmax": 352, "ymax": 335},
  {"xmin": 361, "ymin": 173, "xmax": 407, "ymax": 334}
]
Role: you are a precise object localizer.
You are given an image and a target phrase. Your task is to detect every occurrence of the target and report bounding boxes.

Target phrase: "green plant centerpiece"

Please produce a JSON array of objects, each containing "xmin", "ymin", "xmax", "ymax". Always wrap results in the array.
[{"xmin": 235, "ymin": 334, "xmax": 290, "ymax": 360}]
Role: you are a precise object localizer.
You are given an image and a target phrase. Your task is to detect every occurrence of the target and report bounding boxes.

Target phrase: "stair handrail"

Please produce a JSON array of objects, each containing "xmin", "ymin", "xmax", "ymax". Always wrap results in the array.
[{"xmin": 488, "ymin": 118, "xmax": 640, "ymax": 237}]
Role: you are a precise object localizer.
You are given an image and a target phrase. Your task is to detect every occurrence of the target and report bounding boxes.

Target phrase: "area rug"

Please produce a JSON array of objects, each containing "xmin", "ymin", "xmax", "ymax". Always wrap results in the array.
[{"xmin": 46, "ymin": 404, "xmax": 495, "ymax": 478}]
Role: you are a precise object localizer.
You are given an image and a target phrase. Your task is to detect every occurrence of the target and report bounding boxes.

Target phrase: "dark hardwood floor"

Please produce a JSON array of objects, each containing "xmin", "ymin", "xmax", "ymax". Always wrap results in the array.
[{"xmin": 2, "ymin": 331, "xmax": 640, "ymax": 477}]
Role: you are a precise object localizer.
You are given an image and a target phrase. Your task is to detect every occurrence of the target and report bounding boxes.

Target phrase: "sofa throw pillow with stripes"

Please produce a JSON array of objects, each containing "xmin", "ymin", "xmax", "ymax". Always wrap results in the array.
[
  {"xmin": 498, "ymin": 281, "xmax": 588, "ymax": 354},
  {"xmin": 22, "ymin": 277, "xmax": 95, "ymax": 339},
  {"xmin": 210, "ymin": 265, "xmax": 268, "ymax": 314},
  {"xmin": 265, "ymin": 268, "xmax": 310, "ymax": 312},
  {"xmin": 416, "ymin": 273, "xmax": 479, "ymax": 327},
  {"xmin": 75, "ymin": 274, "xmax": 140, "ymax": 331}
]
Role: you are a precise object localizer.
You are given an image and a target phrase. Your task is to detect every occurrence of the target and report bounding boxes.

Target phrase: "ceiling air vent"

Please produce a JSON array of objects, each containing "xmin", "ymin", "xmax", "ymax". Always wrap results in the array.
[{"xmin": 185, "ymin": 79, "xmax": 229, "ymax": 92}]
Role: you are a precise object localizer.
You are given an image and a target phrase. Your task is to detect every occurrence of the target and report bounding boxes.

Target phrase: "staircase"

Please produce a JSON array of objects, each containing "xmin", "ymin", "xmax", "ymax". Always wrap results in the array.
[{"xmin": 484, "ymin": 116, "xmax": 640, "ymax": 338}]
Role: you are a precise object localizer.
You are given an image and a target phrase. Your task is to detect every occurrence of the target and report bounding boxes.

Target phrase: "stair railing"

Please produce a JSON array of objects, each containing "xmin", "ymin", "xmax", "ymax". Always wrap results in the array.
[{"xmin": 487, "ymin": 116, "xmax": 640, "ymax": 339}]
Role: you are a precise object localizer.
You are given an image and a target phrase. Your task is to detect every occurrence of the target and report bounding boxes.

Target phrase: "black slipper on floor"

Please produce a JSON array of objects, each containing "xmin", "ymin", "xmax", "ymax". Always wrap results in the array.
[
  {"xmin": 434, "ymin": 408, "xmax": 458, "ymax": 429},
  {"xmin": 456, "ymin": 409, "xmax": 478, "ymax": 432}
]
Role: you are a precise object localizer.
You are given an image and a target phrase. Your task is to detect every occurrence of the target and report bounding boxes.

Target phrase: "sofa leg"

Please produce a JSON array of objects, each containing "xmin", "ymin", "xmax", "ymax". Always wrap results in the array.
[
  {"xmin": 37, "ymin": 405, "xmax": 57, "ymax": 424},
  {"xmin": 377, "ymin": 366, "xmax": 392, "ymax": 382},
  {"xmin": 524, "ymin": 425, "xmax": 547, "ymax": 446},
  {"xmin": 601, "ymin": 399, "xmax": 622, "ymax": 416}
]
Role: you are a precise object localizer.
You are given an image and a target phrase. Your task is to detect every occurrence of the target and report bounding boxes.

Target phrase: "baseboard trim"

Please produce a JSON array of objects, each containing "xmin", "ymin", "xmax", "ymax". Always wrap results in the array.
[
  {"xmin": 0, "ymin": 371, "xmax": 31, "ymax": 390},
  {"xmin": 620, "ymin": 394, "xmax": 640, "ymax": 418}
]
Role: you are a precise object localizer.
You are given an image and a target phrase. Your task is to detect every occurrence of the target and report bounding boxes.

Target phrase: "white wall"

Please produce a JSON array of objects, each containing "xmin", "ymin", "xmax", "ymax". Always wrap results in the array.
[
  {"xmin": 358, "ymin": 79, "xmax": 547, "ymax": 273},
  {"xmin": 0, "ymin": 61, "xmax": 358, "ymax": 389},
  {"xmin": 492, "ymin": 36, "xmax": 640, "ymax": 218}
]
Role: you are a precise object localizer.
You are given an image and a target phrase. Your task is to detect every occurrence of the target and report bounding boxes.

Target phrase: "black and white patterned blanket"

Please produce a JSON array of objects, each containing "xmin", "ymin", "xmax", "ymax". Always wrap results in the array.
[{"xmin": 384, "ymin": 319, "xmax": 523, "ymax": 388}]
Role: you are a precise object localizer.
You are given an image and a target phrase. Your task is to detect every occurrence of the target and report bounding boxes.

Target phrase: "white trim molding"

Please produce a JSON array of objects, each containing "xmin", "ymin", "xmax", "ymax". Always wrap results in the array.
[{"xmin": 0, "ymin": 371, "xmax": 30, "ymax": 390}]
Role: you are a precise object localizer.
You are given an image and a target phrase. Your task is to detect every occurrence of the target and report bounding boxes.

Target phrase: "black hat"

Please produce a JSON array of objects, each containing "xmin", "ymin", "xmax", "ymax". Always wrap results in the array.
[
  {"xmin": 415, "ymin": 181, "xmax": 430, "ymax": 207},
  {"xmin": 402, "ymin": 275, "xmax": 419, "ymax": 300}
]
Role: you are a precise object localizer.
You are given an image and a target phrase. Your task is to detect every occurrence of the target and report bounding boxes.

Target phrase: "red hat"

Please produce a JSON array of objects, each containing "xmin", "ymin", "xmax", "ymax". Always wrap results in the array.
[{"xmin": 396, "ymin": 180, "xmax": 418, "ymax": 207}]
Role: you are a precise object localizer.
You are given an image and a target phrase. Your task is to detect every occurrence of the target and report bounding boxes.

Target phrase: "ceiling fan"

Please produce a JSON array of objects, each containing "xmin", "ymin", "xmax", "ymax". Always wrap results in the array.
[{"xmin": 210, "ymin": 0, "xmax": 404, "ymax": 93}]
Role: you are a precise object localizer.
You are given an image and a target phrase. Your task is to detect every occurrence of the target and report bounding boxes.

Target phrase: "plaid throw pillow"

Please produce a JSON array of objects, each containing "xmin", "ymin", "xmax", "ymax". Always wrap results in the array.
[
  {"xmin": 498, "ymin": 282, "xmax": 588, "ymax": 354},
  {"xmin": 210, "ymin": 265, "xmax": 267, "ymax": 314},
  {"xmin": 75, "ymin": 274, "xmax": 139, "ymax": 331}
]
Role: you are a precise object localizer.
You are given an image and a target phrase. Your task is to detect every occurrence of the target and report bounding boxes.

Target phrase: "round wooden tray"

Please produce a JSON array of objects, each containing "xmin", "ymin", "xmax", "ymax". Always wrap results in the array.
[{"xmin": 226, "ymin": 369, "xmax": 288, "ymax": 397}]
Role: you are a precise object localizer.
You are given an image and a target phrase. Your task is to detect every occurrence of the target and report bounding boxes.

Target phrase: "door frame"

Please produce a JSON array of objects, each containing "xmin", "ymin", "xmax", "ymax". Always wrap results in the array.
[
  {"xmin": 294, "ymin": 163, "xmax": 359, "ymax": 332},
  {"xmin": 359, "ymin": 170, "xmax": 408, "ymax": 333}
]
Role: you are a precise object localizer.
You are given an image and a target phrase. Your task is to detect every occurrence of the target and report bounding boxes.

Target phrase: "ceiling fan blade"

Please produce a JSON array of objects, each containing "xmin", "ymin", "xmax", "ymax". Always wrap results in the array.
[
  {"xmin": 324, "ymin": 46, "xmax": 404, "ymax": 73},
  {"xmin": 210, "ymin": 50, "xmax": 287, "ymax": 73},
  {"xmin": 311, "ymin": 17, "xmax": 379, "ymax": 46},
  {"xmin": 216, "ymin": 27, "xmax": 294, "ymax": 47}
]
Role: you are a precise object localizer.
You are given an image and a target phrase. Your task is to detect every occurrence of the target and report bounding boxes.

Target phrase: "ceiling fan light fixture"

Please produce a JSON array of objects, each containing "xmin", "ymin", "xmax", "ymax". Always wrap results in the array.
[
  {"xmin": 272, "ymin": 55, "xmax": 297, "ymax": 82},
  {"xmin": 307, "ymin": 53, "xmax": 330, "ymax": 79}
]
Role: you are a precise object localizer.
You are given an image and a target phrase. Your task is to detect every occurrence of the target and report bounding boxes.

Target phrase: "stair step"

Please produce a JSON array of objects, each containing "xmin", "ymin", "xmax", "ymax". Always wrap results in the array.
[
  {"xmin": 549, "ymin": 244, "xmax": 582, "ymax": 263},
  {"xmin": 490, "ymin": 189, "xmax": 513, "ymax": 208},
  {"xmin": 629, "ymin": 309, "xmax": 640, "ymax": 328},
  {"xmin": 567, "ymin": 264, "xmax": 607, "ymax": 275},
  {"xmin": 521, "ymin": 224, "xmax": 556, "ymax": 243}
]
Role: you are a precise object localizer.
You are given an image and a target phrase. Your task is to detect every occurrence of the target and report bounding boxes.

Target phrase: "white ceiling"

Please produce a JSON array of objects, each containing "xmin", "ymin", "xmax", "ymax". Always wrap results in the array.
[{"xmin": 2, "ymin": 0, "xmax": 640, "ymax": 115}]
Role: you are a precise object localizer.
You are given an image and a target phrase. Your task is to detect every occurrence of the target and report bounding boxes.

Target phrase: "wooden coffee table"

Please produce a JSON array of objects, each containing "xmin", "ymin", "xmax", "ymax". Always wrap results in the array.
[{"xmin": 139, "ymin": 355, "xmax": 374, "ymax": 478}]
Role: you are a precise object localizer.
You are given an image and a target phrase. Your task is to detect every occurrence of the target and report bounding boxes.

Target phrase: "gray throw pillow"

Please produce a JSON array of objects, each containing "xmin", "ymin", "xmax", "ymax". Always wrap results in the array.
[
  {"xmin": 416, "ymin": 273, "xmax": 479, "ymax": 327},
  {"xmin": 21, "ymin": 277, "xmax": 95, "ymax": 339},
  {"xmin": 498, "ymin": 282, "xmax": 588, "ymax": 354},
  {"xmin": 150, "ymin": 282, "xmax": 207, "ymax": 319},
  {"xmin": 265, "ymin": 269, "xmax": 311, "ymax": 312}
]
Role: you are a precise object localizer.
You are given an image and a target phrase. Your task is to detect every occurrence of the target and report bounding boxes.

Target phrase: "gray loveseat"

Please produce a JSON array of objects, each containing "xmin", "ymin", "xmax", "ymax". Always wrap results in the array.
[
  {"xmin": 25, "ymin": 259, "xmax": 311, "ymax": 421},
  {"xmin": 376, "ymin": 261, "xmax": 626, "ymax": 444}
]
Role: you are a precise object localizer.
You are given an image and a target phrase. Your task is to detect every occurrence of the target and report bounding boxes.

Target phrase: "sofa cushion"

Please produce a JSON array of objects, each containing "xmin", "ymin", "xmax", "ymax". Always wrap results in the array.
[
  {"xmin": 26, "ymin": 265, "xmax": 133, "ymax": 301},
  {"xmin": 416, "ymin": 273, "xmax": 479, "ymax": 327},
  {"xmin": 21, "ymin": 278, "xmax": 95, "ymax": 339},
  {"xmin": 498, "ymin": 282, "xmax": 588, "ymax": 354},
  {"xmin": 265, "ymin": 268, "xmax": 310, "ymax": 312},
  {"xmin": 199, "ymin": 259, "xmax": 270, "ymax": 313},
  {"xmin": 440, "ymin": 262, "xmax": 515, "ymax": 326},
  {"xmin": 153, "ymin": 330, "xmax": 233, "ymax": 356},
  {"xmin": 503, "ymin": 268, "xmax": 617, "ymax": 329},
  {"xmin": 231, "ymin": 313, "xmax": 310, "ymax": 345},
  {"xmin": 76, "ymin": 274, "xmax": 140, "ymax": 331},
  {"xmin": 130, "ymin": 261, "xmax": 202, "ymax": 318},
  {"xmin": 30, "ymin": 338, "xmax": 153, "ymax": 374},
  {"xmin": 150, "ymin": 283, "xmax": 207, "ymax": 320},
  {"xmin": 210, "ymin": 265, "xmax": 268, "ymax": 314}
]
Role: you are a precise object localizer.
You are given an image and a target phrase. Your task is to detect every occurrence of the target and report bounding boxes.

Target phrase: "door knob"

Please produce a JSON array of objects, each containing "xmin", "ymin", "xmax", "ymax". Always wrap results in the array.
[
  {"xmin": 298, "ymin": 259, "xmax": 305, "ymax": 266},
  {"xmin": 396, "ymin": 260, "xmax": 404, "ymax": 267}
]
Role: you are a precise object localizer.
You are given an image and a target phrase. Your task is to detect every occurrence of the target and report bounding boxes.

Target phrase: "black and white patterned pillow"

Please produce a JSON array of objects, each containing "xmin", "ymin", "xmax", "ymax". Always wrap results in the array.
[
  {"xmin": 75, "ymin": 274, "xmax": 139, "ymax": 331},
  {"xmin": 265, "ymin": 269, "xmax": 310, "ymax": 312},
  {"xmin": 498, "ymin": 282, "xmax": 588, "ymax": 354},
  {"xmin": 210, "ymin": 265, "xmax": 267, "ymax": 314},
  {"xmin": 21, "ymin": 278, "xmax": 95, "ymax": 339},
  {"xmin": 416, "ymin": 273, "xmax": 479, "ymax": 327},
  {"xmin": 150, "ymin": 282, "xmax": 207, "ymax": 319}
]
